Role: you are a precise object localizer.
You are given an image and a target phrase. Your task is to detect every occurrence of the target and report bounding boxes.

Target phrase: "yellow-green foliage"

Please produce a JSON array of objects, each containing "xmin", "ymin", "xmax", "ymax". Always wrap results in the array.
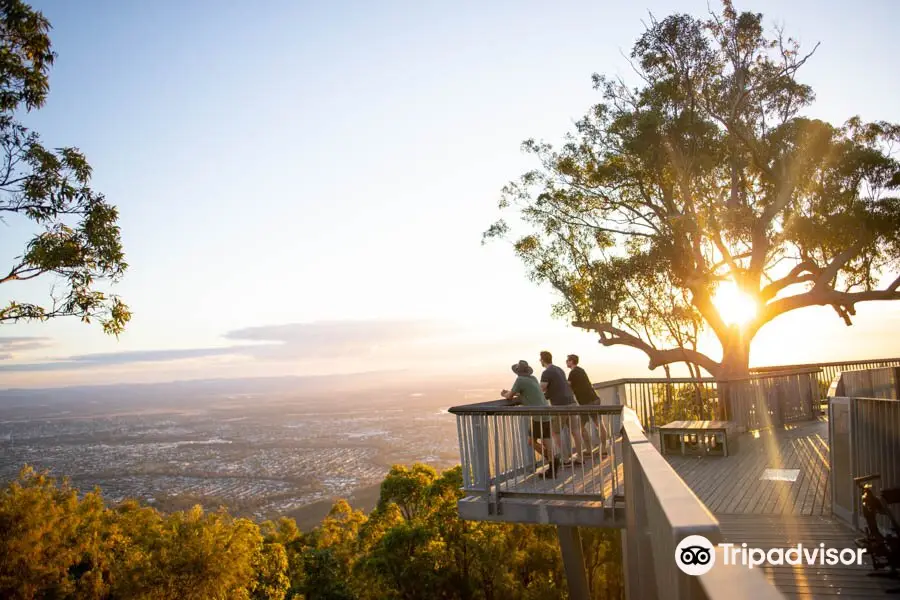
[{"xmin": 0, "ymin": 465, "xmax": 624, "ymax": 599}]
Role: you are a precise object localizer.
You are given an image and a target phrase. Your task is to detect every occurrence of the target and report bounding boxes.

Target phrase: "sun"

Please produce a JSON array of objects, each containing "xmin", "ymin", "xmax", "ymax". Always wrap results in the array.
[{"xmin": 713, "ymin": 280, "xmax": 759, "ymax": 326}]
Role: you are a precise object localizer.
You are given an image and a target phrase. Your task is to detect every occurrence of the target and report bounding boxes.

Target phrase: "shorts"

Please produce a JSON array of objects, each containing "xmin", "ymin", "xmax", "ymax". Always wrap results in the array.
[
  {"xmin": 549, "ymin": 399, "xmax": 579, "ymax": 433},
  {"xmin": 530, "ymin": 419, "xmax": 552, "ymax": 439}
]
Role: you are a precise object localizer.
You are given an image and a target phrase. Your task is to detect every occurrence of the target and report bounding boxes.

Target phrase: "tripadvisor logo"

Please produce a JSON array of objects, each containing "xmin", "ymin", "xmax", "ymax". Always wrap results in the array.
[
  {"xmin": 675, "ymin": 535, "xmax": 716, "ymax": 576},
  {"xmin": 674, "ymin": 534, "xmax": 866, "ymax": 575}
]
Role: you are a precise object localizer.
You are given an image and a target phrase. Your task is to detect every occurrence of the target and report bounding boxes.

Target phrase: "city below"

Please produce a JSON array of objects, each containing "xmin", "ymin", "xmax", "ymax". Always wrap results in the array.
[{"xmin": 0, "ymin": 374, "xmax": 497, "ymax": 528}]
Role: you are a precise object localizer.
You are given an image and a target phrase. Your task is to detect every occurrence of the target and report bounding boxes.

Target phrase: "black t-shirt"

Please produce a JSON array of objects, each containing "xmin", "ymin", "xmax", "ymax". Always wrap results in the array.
[
  {"xmin": 568, "ymin": 366, "xmax": 599, "ymax": 405},
  {"xmin": 541, "ymin": 364, "xmax": 576, "ymax": 405}
]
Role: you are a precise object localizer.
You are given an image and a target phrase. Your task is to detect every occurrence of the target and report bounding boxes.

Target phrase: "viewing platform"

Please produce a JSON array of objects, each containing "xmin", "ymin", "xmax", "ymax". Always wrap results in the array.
[{"xmin": 449, "ymin": 359, "xmax": 900, "ymax": 600}]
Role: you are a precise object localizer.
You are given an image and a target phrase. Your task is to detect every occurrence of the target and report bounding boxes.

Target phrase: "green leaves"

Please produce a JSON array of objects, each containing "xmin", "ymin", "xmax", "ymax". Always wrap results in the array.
[
  {"xmin": 0, "ymin": 462, "xmax": 622, "ymax": 600},
  {"xmin": 0, "ymin": 1, "xmax": 129, "ymax": 336},
  {"xmin": 486, "ymin": 0, "xmax": 900, "ymax": 377},
  {"xmin": 0, "ymin": 0, "xmax": 54, "ymax": 112}
]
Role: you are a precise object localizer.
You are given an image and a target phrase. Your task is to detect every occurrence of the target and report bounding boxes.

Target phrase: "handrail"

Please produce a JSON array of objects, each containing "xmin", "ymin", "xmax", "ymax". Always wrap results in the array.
[
  {"xmin": 753, "ymin": 356, "xmax": 900, "ymax": 372},
  {"xmin": 620, "ymin": 406, "xmax": 784, "ymax": 599},
  {"xmin": 593, "ymin": 367, "xmax": 822, "ymax": 389},
  {"xmin": 450, "ymin": 399, "xmax": 785, "ymax": 598},
  {"xmin": 451, "ymin": 401, "xmax": 624, "ymax": 505},
  {"xmin": 826, "ymin": 366, "xmax": 900, "ymax": 400},
  {"xmin": 449, "ymin": 402, "xmax": 624, "ymax": 416},
  {"xmin": 829, "ymin": 394, "xmax": 900, "ymax": 531},
  {"xmin": 593, "ymin": 369, "xmax": 821, "ymax": 432}
]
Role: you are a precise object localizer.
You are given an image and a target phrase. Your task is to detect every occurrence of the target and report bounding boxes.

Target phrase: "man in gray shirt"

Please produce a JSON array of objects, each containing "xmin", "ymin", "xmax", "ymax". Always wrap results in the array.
[{"xmin": 539, "ymin": 350, "xmax": 585, "ymax": 464}]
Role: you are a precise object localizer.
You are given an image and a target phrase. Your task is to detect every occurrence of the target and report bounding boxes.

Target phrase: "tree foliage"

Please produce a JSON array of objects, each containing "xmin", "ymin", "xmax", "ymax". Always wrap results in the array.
[
  {"xmin": 0, "ymin": 0, "xmax": 129, "ymax": 335},
  {"xmin": 0, "ymin": 464, "xmax": 625, "ymax": 599},
  {"xmin": 485, "ymin": 0, "xmax": 900, "ymax": 378}
]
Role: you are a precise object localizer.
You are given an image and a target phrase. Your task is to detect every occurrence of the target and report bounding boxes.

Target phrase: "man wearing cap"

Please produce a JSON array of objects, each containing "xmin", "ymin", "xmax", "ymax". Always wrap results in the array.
[{"xmin": 502, "ymin": 360, "xmax": 560, "ymax": 476}]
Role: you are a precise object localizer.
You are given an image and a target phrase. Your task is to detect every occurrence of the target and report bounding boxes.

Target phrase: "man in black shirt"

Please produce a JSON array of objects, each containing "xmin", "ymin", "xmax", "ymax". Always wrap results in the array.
[
  {"xmin": 539, "ymin": 350, "xmax": 585, "ymax": 463},
  {"xmin": 566, "ymin": 354, "xmax": 609, "ymax": 456}
]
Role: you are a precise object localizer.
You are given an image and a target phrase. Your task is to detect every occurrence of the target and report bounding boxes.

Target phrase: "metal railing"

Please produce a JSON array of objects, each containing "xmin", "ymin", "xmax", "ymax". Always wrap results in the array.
[
  {"xmin": 450, "ymin": 400, "xmax": 623, "ymax": 506},
  {"xmin": 828, "ymin": 366, "xmax": 900, "ymax": 400},
  {"xmin": 594, "ymin": 377, "xmax": 718, "ymax": 432},
  {"xmin": 620, "ymin": 407, "xmax": 784, "ymax": 600},
  {"xmin": 829, "ymin": 395, "xmax": 900, "ymax": 531},
  {"xmin": 827, "ymin": 367, "xmax": 900, "ymax": 530},
  {"xmin": 595, "ymin": 368, "xmax": 820, "ymax": 433},
  {"xmin": 755, "ymin": 357, "xmax": 900, "ymax": 395}
]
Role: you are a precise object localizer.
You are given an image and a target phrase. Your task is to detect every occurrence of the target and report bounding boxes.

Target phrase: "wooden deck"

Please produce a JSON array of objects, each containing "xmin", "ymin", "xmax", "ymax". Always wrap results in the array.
[
  {"xmin": 663, "ymin": 418, "xmax": 899, "ymax": 597},
  {"xmin": 457, "ymin": 413, "xmax": 900, "ymax": 595},
  {"xmin": 661, "ymin": 417, "xmax": 832, "ymax": 516},
  {"xmin": 494, "ymin": 443, "xmax": 624, "ymax": 500},
  {"xmin": 457, "ymin": 440, "xmax": 626, "ymax": 526},
  {"xmin": 716, "ymin": 514, "xmax": 899, "ymax": 598}
]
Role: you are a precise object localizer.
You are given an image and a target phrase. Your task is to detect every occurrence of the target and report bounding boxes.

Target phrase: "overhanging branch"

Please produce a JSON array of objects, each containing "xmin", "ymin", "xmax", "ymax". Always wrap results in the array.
[
  {"xmin": 814, "ymin": 241, "xmax": 867, "ymax": 288},
  {"xmin": 573, "ymin": 321, "xmax": 723, "ymax": 377},
  {"xmin": 753, "ymin": 280, "xmax": 900, "ymax": 334},
  {"xmin": 760, "ymin": 260, "xmax": 819, "ymax": 301}
]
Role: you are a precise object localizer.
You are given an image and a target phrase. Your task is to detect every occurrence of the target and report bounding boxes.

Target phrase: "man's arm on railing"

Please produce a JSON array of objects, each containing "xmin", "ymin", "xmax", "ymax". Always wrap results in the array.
[{"xmin": 502, "ymin": 377, "xmax": 526, "ymax": 403}]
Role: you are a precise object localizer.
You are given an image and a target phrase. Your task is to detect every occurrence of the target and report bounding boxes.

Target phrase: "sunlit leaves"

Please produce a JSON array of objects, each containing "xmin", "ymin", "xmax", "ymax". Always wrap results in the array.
[
  {"xmin": 0, "ymin": 1, "xmax": 54, "ymax": 112},
  {"xmin": 485, "ymin": 0, "xmax": 900, "ymax": 375},
  {"xmin": 0, "ymin": 1, "xmax": 129, "ymax": 336},
  {"xmin": 0, "ymin": 462, "xmax": 623, "ymax": 600}
]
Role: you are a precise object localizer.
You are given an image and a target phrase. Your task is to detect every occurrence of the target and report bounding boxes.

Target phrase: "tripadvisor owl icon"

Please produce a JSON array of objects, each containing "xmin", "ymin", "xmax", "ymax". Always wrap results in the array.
[{"xmin": 675, "ymin": 535, "xmax": 716, "ymax": 576}]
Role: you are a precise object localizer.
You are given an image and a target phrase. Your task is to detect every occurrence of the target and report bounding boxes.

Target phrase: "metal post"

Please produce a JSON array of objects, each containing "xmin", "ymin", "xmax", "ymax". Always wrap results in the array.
[{"xmin": 557, "ymin": 525, "xmax": 590, "ymax": 600}]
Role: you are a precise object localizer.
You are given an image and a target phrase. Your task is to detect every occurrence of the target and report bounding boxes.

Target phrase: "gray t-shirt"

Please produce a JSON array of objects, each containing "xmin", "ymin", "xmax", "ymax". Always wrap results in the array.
[{"xmin": 541, "ymin": 364, "xmax": 576, "ymax": 405}]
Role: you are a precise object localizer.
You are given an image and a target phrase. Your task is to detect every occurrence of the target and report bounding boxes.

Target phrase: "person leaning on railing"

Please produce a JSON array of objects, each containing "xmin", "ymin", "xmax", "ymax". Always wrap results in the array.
[
  {"xmin": 539, "ymin": 350, "xmax": 587, "ymax": 465},
  {"xmin": 566, "ymin": 354, "xmax": 610, "ymax": 458},
  {"xmin": 501, "ymin": 360, "xmax": 561, "ymax": 476}
]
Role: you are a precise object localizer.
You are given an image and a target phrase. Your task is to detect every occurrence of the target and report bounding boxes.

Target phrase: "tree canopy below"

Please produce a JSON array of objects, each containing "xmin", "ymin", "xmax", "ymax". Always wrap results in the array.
[
  {"xmin": 0, "ymin": 464, "xmax": 624, "ymax": 599},
  {"xmin": 486, "ymin": 0, "xmax": 900, "ymax": 378}
]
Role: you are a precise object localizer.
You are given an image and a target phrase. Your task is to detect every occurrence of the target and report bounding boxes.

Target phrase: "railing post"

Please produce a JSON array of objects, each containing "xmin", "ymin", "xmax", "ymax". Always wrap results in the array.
[
  {"xmin": 471, "ymin": 414, "xmax": 490, "ymax": 494},
  {"xmin": 715, "ymin": 380, "xmax": 731, "ymax": 422}
]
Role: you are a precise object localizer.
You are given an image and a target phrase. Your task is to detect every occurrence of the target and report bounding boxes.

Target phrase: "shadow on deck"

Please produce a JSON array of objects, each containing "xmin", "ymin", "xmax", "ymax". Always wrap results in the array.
[{"xmin": 660, "ymin": 418, "xmax": 898, "ymax": 598}]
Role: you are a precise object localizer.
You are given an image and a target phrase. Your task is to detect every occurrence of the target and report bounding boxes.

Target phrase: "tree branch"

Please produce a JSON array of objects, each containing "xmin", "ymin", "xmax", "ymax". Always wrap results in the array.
[
  {"xmin": 753, "ymin": 281, "xmax": 900, "ymax": 334},
  {"xmin": 759, "ymin": 260, "xmax": 819, "ymax": 301},
  {"xmin": 814, "ymin": 241, "xmax": 867, "ymax": 289},
  {"xmin": 573, "ymin": 320, "xmax": 723, "ymax": 377}
]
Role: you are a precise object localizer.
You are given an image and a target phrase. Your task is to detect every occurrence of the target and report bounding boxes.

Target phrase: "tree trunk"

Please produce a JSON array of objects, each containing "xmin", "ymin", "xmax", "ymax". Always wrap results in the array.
[
  {"xmin": 717, "ymin": 328, "xmax": 752, "ymax": 420},
  {"xmin": 720, "ymin": 328, "xmax": 751, "ymax": 380}
]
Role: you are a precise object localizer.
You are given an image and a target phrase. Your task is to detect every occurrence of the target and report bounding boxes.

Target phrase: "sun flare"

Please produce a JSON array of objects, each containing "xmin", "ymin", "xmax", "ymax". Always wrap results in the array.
[{"xmin": 713, "ymin": 281, "xmax": 759, "ymax": 326}]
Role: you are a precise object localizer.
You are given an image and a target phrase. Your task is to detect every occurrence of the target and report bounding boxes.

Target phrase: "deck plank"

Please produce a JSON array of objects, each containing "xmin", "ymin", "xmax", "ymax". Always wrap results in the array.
[
  {"xmin": 661, "ymin": 418, "xmax": 899, "ymax": 597},
  {"xmin": 716, "ymin": 513, "xmax": 899, "ymax": 598},
  {"xmin": 663, "ymin": 418, "xmax": 833, "ymax": 516}
]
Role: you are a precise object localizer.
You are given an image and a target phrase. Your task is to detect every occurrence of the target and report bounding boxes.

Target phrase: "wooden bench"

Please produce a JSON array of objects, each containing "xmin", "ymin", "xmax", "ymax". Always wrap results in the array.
[{"xmin": 658, "ymin": 420, "xmax": 737, "ymax": 457}]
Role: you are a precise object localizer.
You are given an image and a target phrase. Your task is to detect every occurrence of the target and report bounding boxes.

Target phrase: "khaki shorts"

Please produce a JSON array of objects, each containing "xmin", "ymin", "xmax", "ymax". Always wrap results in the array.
[{"xmin": 550, "ymin": 413, "xmax": 580, "ymax": 434}]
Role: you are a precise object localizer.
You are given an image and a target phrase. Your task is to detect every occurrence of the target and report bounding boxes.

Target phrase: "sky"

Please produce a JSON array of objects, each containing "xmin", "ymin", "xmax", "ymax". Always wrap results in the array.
[{"xmin": 1, "ymin": 0, "xmax": 899, "ymax": 389}]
